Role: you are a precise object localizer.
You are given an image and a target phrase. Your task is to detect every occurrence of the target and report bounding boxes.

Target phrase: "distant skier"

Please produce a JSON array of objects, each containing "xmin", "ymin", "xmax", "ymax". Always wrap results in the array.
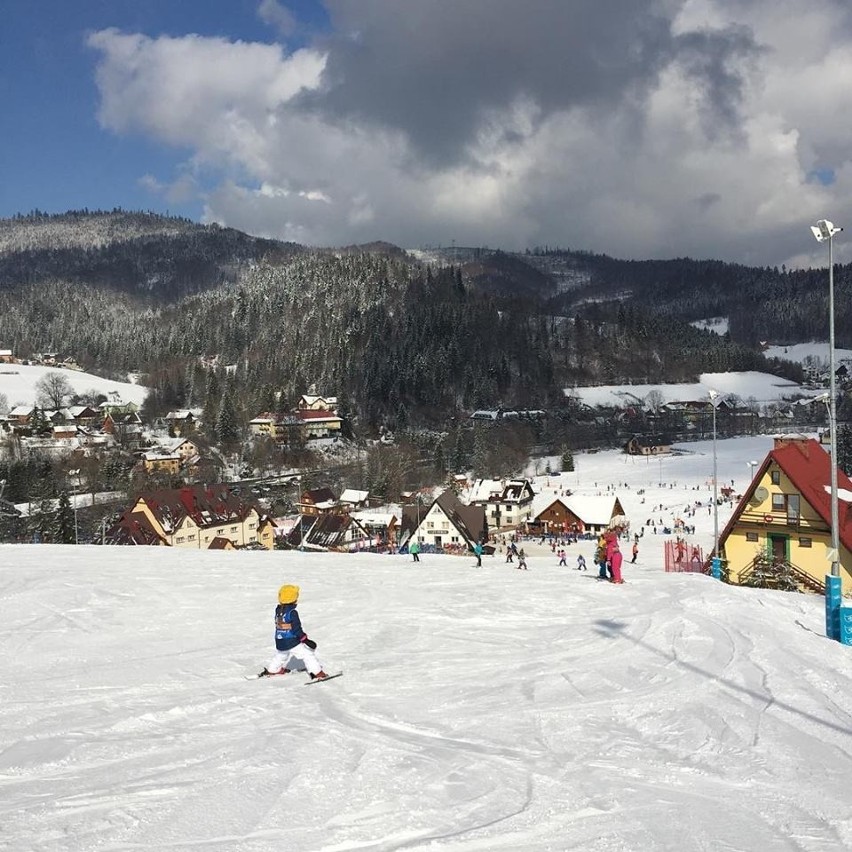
[
  {"xmin": 409, "ymin": 539, "xmax": 421, "ymax": 563},
  {"xmin": 258, "ymin": 585, "xmax": 329, "ymax": 680},
  {"xmin": 473, "ymin": 540, "xmax": 484, "ymax": 567},
  {"xmin": 631, "ymin": 541, "xmax": 639, "ymax": 564},
  {"xmin": 517, "ymin": 548, "xmax": 528, "ymax": 570},
  {"xmin": 558, "ymin": 549, "xmax": 567, "ymax": 567},
  {"xmin": 576, "ymin": 554, "xmax": 587, "ymax": 571}
]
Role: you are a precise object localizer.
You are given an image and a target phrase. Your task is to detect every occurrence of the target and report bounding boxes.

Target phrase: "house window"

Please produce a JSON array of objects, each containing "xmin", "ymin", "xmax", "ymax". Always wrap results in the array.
[
  {"xmin": 771, "ymin": 493, "xmax": 786, "ymax": 511},
  {"xmin": 250, "ymin": 535, "xmax": 256, "ymax": 542},
  {"xmin": 799, "ymin": 537, "xmax": 812, "ymax": 548},
  {"xmin": 746, "ymin": 532, "xmax": 759, "ymax": 542},
  {"xmin": 231, "ymin": 526, "xmax": 238, "ymax": 532},
  {"xmin": 428, "ymin": 521, "xmax": 434, "ymax": 529},
  {"xmin": 248, "ymin": 523, "xmax": 255, "ymax": 530},
  {"xmin": 771, "ymin": 470, "xmax": 781, "ymax": 485},
  {"xmin": 451, "ymin": 536, "xmax": 459, "ymax": 543},
  {"xmin": 188, "ymin": 534, "xmax": 196, "ymax": 541},
  {"xmin": 176, "ymin": 536, "xmax": 185, "ymax": 543},
  {"xmin": 786, "ymin": 495, "xmax": 800, "ymax": 525},
  {"xmin": 217, "ymin": 528, "xmax": 225, "ymax": 535}
]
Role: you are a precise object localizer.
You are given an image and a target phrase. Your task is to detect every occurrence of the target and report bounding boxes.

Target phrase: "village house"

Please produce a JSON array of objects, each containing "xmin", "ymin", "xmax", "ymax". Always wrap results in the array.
[
  {"xmin": 165, "ymin": 409, "xmax": 201, "ymax": 436},
  {"xmin": 106, "ymin": 484, "xmax": 276, "ymax": 549},
  {"xmin": 140, "ymin": 450, "xmax": 182, "ymax": 476},
  {"xmin": 401, "ymin": 489, "xmax": 487, "ymax": 552},
  {"xmin": 299, "ymin": 487, "xmax": 338, "ymax": 515},
  {"xmin": 624, "ymin": 435, "xmax": 673, "ymax": 456},
  {"xmin": 530, "ymin": 495, "xmax": 626, "ymax": 535},
  {"xmin": 467, "ymin": 478, "xmax": 536, "ymax": 529},
  {"xmin": 7, "ymin": 405, "xmax": 33, "ymax": 429},
  {"xmin": 339, "ymin": 488, "xmax": 370, "ymax": 510},
  {"xmin": 98, "ymin": 392, "xmax": 139, "ymax": 416},
  {"xmin": 285, "ymin": 512, "xmax": 374, "ymax": 551},
  {"xmin": 0, "ymin": 349, "xmax": 17, "ymax": 363},
  {"xmin": 66, "ymin": 405, "xmax": 102, "ymax": 427},
  {"xmin": 297, "ymin": 393, "xmax": 338, "ymax": 412},
  {"xmin": 295, "ymin": 408, "xmax": 343, "ymax": 439},
  {"xmin": 719, "ymin": 436, "xmax": 852, "ymax": 595}
]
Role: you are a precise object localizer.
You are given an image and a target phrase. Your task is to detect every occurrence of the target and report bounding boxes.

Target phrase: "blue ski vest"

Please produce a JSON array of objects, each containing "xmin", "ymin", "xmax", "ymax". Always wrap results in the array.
[{"xmin": 274, "ymin": 603, "xmax": 304, "ymax": 651}]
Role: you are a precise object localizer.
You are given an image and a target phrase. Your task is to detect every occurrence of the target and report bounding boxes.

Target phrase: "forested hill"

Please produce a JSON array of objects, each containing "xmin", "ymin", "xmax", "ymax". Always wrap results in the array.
[
  {"xmin": 528, "ymin": 249, "xmax": 852, "ymax": 348},
  {"xmin": 0, "ymin": 211, "xmax": 802, "ymax": 428}
]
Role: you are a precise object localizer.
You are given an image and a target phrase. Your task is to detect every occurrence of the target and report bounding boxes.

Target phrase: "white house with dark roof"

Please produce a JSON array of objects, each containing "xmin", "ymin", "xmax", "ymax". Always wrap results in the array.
[{"xmin": 467, "ymin": 478, "xmax": 536, "ymax": 529}]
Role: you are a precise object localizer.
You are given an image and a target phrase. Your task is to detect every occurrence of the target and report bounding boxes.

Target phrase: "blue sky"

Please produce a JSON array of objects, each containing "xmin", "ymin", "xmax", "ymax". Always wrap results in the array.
[
  {"xmin": 1, "ymin": 1, "xmax": 851, "ymax": 266},
  {"xmin": 0, "ymin": 0, "xmax": 328, "ymax": 219}
]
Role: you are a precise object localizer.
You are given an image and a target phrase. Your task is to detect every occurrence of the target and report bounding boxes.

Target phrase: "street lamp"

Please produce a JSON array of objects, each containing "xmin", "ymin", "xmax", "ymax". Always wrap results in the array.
[
  {"xmin": 709, "ymin": 390, "xmax": 720, "ymax": 575},
  {"xmin": 69, "ymin": 469, "xmax": 80, "ymax": 544},
  {"xmin": 810, "ymin": 219, "xmax": 843, "ymax": 581},
  {"xmin": 747, "ymin": 460, "xmax": 759, "ymax": 483}
]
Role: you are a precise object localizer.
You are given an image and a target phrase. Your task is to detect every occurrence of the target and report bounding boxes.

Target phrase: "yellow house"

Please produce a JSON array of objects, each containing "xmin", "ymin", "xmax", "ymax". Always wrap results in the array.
[
  {"xmin": 719, "ymin": 437, "xmax": 852, "ymax": 595},
  {"xmin": 141, "ymin": 450, "xmax": 182, "ymax": 476},
  {"xmin": 106, "ymin": 485, "xmax": 277, "ymax": 550}
]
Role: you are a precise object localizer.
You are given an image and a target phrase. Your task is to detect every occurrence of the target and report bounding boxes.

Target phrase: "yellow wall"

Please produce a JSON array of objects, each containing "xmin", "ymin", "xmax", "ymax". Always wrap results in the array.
[{"xmin": 723, "ymin": 463, "xmax": 852, "ymax": 593}]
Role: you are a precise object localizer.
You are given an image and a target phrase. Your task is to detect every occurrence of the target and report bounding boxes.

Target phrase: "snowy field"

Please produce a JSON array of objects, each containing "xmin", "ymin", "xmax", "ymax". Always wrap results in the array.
[
  {"xmin": 3, "ymin": 436, "xmax": 852, "ymax": 851},
  {"xmin": 690, "ymin": 316, "xmax": 729, "ymax": 336},
  {"xmin": 565, "ymin": 371, "xmax": 817, "ymax": 408},
  {"xmin": 0, "ymin": 364, "xmax": 148, "ymax": 408},
  {"xmin": 763, "ymin": 342, "xmax": 852, "ymax": 365}
]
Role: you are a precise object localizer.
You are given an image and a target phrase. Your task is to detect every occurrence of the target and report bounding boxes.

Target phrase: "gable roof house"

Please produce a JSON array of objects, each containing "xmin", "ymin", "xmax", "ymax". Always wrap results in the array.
[
  {"xmin": 624, "ymin": 435, "xmax": 673, "ymax": 456},
  {"xmin": 530, "ymin": 494, "xmax": 626, "ymax": 535},
  {"xmin": 339, "ymin": 488, "xmax": 370, "ymax": 509},
  {"xmin": 165, "ymin": 409, "xmax": 201, "ymax": 435},
  {"xmin": 401, "ymin": 489, "xmax": 487, "ymax": 553},
  {"xmin": 295, "ymin": 408, "xmax": 343, "ymax": 440},
  {"xmin": 719, "ymin": 436, "xmax": 852, "ymax": 594},
  {"xmin": 106, "ymin": 485, "xmax": 276, "ymax": 550},
  {"xmin": 298, "ymin": 394, "xmax": 338, "ymax": 412},
  {"xmin": 299, "ymin": 487, "xmax": 338, "ymax": 515},
  {"xmin": 467, "ymin": 478, "xmax": 536, "ymax": 530},
  {"xmin": 285, "ymin": 513, "xmax": 373, "ymax": 551}
]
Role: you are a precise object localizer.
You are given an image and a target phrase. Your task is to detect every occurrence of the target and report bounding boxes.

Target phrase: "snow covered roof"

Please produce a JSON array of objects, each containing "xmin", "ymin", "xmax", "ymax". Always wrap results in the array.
[
  {"xmin": 532, "ymin": 493, "xmax": 622, "ymax": 526},
  {"xmin": 339, "ymin": 489, "xmax": 369, "ymax": 504}
]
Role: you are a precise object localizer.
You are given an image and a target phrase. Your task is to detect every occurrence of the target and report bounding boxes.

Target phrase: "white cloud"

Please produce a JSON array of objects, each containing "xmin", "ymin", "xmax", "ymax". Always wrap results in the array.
[
  {"xmin": 87, "ymin": 2, "xmax": 852, "ymax": 265},
  {"xmin": 257, "ymin": 0, "xmax": 297, "ymax": 37}
]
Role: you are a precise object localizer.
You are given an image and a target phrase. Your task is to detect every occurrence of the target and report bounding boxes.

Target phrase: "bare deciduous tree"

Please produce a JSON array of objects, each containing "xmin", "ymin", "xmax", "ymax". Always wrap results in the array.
[{"xmin": 35, "ymin": 372, "xmax": 75, "ymax": 410}]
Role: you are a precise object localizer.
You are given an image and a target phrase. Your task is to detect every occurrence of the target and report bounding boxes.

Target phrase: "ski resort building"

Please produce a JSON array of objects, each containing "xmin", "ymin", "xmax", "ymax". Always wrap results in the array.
[
  {"xmin": 719, "ymin": 436, "xmax": 852, "ymax": 594},
  {"xmin": 530, "ymin": 495, "xmax": 626, "ymax": 535},
  {"xmin": 400, "ymin": 490, "xmax": 487, "ymax": 553},
  {"xmin": 467, "ymin": 478, "xmax": 535, "ymax": 529},
  {"xmin": 106, "ymin": 485, "xmax": 276, "ymax": 550}
]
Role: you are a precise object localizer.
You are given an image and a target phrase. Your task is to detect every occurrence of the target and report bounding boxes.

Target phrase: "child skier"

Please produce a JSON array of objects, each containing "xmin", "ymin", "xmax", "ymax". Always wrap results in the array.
[
  {"xmin": 517, "ymin": 548, "xmax": 528, "ymax": 570},
  {"xmin": 259, "ymin": 585, "xmax": 329, "ymax": 680},
  {"xmin": 576, "ymin": 554, "xmax": 587, "ymax": 571}
]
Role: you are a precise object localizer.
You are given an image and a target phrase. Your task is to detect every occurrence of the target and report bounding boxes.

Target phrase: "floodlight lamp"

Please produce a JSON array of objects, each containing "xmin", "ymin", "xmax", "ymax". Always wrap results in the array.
[
  {"xmin": 812, "ymin": 219, "xmax": 843, "ymax": 242},
  {"xmin": 708, "ymin": 389, "xmax": 719, "ymax": 401}
]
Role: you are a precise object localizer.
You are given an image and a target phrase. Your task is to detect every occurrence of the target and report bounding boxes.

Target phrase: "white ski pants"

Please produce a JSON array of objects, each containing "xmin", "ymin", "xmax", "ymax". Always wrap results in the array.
[{"xmin": 266, "ymin": 643, "xmax": 323, "ymax": 675}]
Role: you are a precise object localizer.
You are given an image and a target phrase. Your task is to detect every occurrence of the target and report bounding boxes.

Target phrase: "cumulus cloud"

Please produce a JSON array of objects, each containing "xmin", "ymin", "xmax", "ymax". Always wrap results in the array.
[{"xmin": 87, "ymin": 1, "xmax": 852, "ymax": 265}]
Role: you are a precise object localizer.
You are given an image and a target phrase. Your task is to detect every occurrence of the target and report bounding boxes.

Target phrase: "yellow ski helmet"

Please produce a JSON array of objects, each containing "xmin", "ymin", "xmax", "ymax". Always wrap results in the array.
[{"xmin": 278, "ymin": 584, "xmax": 300, "ymax": 604}]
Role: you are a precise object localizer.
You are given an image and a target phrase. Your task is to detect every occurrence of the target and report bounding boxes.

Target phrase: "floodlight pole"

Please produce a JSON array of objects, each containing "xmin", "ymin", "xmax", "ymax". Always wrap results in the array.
[
  {"xmin": 811, "ymin": 219, "xmax": 844, "ymax": 642},
  {"xmin": 811, "ymin": 221, "xmax": 842, "ymax": 579},
  {"xmin": 709, "ymin": 390, "xmax": 721, "ymax": 578},
  {"xmin": 827, "ymin": 231, "xmax": 840, "ymax": 580}
]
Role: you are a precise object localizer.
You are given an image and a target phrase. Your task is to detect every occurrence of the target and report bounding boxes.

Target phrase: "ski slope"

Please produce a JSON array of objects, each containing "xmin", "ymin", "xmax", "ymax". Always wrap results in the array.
[
  {"xmin": 2, "ymin": 435, "xmax": 851, "ymax": 850},
  {"xmin": 0, "ymin": 364, "xmax": 148, "ymax": 408}
]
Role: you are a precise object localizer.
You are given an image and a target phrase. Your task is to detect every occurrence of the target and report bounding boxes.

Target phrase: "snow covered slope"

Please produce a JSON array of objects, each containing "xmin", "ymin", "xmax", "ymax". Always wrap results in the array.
[
  {"xmin": 0, "ymin": 364, "xmax": 148, "ymax": 408},
  {"xmin": 2, "ymin": 536, "xmax": 850, "ymax": 850}
]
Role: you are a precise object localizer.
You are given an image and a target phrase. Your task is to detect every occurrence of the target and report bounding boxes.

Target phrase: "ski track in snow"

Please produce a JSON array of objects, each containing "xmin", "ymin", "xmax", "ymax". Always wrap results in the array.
[{"xmin": 1, "ymin": 436, "xmax": 852, "ymax": 851}]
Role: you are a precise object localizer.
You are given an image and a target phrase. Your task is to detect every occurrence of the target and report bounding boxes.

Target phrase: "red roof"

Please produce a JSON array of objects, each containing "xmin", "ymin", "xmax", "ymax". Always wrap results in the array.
[
  {"xmin": 720, "ymin": 438, "xmax": 852, "ymax": 554},
  {"xmin": 297, "ymin": 409, "xmax": 341, "ymax": 421}
]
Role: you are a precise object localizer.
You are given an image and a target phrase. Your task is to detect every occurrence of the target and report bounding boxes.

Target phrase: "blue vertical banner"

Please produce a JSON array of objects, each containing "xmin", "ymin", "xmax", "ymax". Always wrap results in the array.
[
  {"xmin": 711, "ymin": 556, "xmax": 721, "ymax": 580},
  {"xmin": 825, "ymin": 575, "xmax": 842, "ymax": 641},
  {"xmin": 840, "ymin": 606, "xmax": 852, "ymax": 646}
]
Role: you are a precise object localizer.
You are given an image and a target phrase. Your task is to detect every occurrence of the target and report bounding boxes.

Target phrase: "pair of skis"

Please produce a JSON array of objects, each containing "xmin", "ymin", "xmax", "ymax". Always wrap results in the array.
[{"xmin": 246, "ymin": 670, "xmax": 343, "ymax": 684}]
